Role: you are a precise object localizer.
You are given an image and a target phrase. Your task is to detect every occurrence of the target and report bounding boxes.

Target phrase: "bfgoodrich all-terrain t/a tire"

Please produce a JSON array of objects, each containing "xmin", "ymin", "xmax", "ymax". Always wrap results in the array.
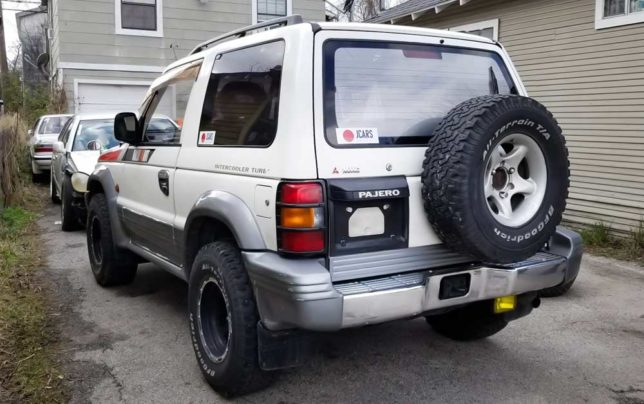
[
  {"xmin": 86, "ymin": 193, "xmax": 138, "ymax": 286},
  {"xmin": 188, "ymin": 242, "xmax": 272, "ymax": 397},
  {"xmin": 421, "ymin": 95, "xmax": 569, "ymax": 263}
]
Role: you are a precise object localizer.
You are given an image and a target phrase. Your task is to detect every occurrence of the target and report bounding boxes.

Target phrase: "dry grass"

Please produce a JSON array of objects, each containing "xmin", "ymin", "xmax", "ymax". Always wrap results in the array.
[
  {"xmin": 0, "ymin": 113, "xmax": 68, "ymax": 403},
  {"xmin": 0, "ymin": 114, "xmax": 28, "ymax": 208},
  {"xmin": 0, "ymin": 184, "xmax": 68, "ymax": 403},
  {"xmin": 580, "ymin": 221, "xmax": 644, "ymax": 267}
]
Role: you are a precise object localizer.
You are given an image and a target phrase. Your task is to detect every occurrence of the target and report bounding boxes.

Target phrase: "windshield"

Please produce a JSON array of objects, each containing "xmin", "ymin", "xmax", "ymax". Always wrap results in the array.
[
  {"xmin": 39, "ymin": 116, "xmax": 71, "ymax": 135},
  {"xmin": 323, "ymin": 40, "xmax": 516, "ymax": 147},
  {"xmin": 72, "ymin": 119, "xmax": 119, "ymax": 151}
]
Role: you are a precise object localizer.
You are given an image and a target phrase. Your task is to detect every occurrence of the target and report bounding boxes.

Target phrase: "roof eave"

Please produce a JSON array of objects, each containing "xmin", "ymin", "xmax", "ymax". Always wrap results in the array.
[{"xmin": 379, "ymin": 0, "xmax": 474, "ymax": 24}]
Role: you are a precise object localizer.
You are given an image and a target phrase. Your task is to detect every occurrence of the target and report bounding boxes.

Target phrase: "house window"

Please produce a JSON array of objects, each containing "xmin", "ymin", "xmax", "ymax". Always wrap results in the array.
[
  {"xmin": 253, "ymin": 0, "xmax": 292, "ymax": 23},
  {"xmin": 449, "ymin": 19, "xmax": 499, "ymax": 41},
  {"xmin": 116, "ymin": 0, "xmax": 163, "ymax": 37},
  {"xmin": 596, "ymin": 0, "xmax": 644, "ymax": 29}
]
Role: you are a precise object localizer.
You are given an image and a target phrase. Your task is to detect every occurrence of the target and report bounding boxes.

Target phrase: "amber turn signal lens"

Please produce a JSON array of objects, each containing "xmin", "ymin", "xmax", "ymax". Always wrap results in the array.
[{"xmin": 281, "ymin": 207, "xmax": 316, "ymax": 228}]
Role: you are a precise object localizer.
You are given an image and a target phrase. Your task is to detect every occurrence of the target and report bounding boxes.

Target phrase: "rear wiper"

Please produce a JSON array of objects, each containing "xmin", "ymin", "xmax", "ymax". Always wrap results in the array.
[{"xmin": 489, "ymin": 66, "xmax": 499, "ymax": 95}]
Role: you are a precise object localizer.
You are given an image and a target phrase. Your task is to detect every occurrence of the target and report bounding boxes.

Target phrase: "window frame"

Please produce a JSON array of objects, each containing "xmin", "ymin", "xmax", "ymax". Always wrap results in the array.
[
  {"xmin": 595, "ymin": 0, "xmax": 644, "ymax": 29},
  {"xmin": 449, "ymin": 18, "xmax": 499, "ymax": 41},
  {"xmin": 321, "ymin": 39, "xmax": 517, "ymax": 149},
  {"xmin": 252, "ymin": 0, "xmax": 293, "ymax": 24},
  {"xmin": 115, "ymin": 0, "xmax": 163, "ymax": 37},
  {"xmin": 138, "ymin": 60, "xmax": 203, "ymax": 146},
  {"xmin": 198, "ymin": 39, "xmax": 286, "ymax": 149}
]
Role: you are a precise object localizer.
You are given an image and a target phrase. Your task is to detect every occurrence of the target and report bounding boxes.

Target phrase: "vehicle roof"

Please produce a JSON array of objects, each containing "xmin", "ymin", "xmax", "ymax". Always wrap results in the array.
[
  {"xmin": 163, "ymin": 20, "xmax": 495, "ymax": 74},
  {"xmin": 39, "ymin": 113, "xmax": 73, "ymax": 119},
  {"xmin": 314, "ymin": 22, "xmax": 495, "ymax": 45},
  {"xmin": 72, "ymin": 112, "xmax": 125, "ymax": 121}
]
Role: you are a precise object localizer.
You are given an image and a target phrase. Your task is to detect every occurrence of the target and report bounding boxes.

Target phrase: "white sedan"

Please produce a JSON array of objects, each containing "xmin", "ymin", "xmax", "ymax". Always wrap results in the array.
[
  {"xmin": 50, "ymin": 113, "xmax": 178, "ymax": 231},
  {"xmin": 28, "ymin": 114, "xmax": 72, "ymax": 182}
]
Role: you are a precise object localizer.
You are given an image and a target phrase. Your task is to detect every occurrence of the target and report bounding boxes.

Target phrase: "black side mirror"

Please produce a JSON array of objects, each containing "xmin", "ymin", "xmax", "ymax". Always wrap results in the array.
[{"xmin": 114, "ymin": 112, "xmax": 141, "ymax": 145}]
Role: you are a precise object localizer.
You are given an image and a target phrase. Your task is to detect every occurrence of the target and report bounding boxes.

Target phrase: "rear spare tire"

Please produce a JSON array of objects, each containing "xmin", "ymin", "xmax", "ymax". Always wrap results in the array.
[{"xmin": 421, "ymin": 95, "xmax": 568, "ymax": 263}]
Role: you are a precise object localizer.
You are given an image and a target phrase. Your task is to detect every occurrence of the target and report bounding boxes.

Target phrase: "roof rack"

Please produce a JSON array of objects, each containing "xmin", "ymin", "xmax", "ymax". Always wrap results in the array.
[{"xmin": 189, "ymin": 15, "xmax": 304, "ymax": 55}]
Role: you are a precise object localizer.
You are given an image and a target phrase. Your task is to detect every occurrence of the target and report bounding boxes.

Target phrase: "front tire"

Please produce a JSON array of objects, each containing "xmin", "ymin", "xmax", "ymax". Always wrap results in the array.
[
  {"xmin": 61, "ymin": 176, "xmax": 81, "ymax": 231},
  {"xmin": 86, "ymin": 193, "xmax": 138, "ymax": 286},
  {"xmin": 426, "ymin": 301, "xmax": 508, "ymax": 341},
  {"xmin": 188, "ymin": 242, "xmax": 271, "ymax": 397}
]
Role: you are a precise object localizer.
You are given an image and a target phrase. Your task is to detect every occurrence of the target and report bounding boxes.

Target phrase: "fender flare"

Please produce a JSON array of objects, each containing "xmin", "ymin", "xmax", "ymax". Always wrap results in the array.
[
  {"xmin": 86, "ymin": 165, "xmax": 129, "ymax": 248},
  {"xmin": 183, "ymin": 190, "xmax": 266, "ymax": 252}
]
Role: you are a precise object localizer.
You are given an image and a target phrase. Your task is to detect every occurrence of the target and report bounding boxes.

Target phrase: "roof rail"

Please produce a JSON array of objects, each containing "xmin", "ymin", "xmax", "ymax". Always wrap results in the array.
[{"xmin": 189, "ymin": 15, "xmax": 304, "ymax": 55}]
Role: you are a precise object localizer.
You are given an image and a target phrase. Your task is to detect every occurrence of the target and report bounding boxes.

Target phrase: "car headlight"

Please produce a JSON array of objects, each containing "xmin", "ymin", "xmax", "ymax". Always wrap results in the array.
[{"xmin": 71, "ymin": 173, "xmax": 89, "ymax": 193}]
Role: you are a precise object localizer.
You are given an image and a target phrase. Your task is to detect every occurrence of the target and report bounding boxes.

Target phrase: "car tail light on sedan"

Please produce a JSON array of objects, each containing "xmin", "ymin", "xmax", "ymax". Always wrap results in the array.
[
  {"xmin": 277, "ymin": 182, "xmax": 325, "ymax": 254},
  {"xmin": 34, "ymin": 144, "xmax": 53, "ymax": 153}
]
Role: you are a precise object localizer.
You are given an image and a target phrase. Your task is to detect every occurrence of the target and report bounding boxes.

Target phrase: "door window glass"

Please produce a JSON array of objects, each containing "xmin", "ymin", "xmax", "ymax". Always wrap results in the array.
[
  {"xmin": 198, "ymin": 40, "xmax": 285, "ymax": 147},
  {"xmin": 141, "ymin": 62, "xmax": 201, "ymax": 144}
]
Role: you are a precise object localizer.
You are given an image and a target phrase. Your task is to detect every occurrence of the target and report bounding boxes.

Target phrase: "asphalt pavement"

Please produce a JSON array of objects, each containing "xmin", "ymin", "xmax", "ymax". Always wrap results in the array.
[{"xmin": 39, "ymin": 204, "xmax": 644, "ymax": 404}]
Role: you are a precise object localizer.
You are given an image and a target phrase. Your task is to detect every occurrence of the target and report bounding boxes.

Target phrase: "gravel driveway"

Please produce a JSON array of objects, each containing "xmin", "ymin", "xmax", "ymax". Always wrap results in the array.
[{"xmin": 39, "ymin": 205, "xmax": 644, "ymax": 404}]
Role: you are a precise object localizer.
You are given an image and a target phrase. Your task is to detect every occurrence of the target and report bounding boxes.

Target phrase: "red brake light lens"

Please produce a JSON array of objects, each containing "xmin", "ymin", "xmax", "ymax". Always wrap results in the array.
[
  {"xmin": 34, "ymin": 145, "xmax": 53, "ymax": 153},
  {"xmin": 280, "ymin": 182, "xmax": 323, "ymax": 204},
  {"xmin": 280, "ymin": 231, "xmax": 325, "ymax": 253},
  {"xmin": 277, "ymin": 181, "xmax": 326, "ymax": 255}
]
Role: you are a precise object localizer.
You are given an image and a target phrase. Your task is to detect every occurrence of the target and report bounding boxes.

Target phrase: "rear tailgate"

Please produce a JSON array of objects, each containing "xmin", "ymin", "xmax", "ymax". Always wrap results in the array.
[{"xmin": 312, "ymin": 30, "xmax": 520, "ymax": 275}]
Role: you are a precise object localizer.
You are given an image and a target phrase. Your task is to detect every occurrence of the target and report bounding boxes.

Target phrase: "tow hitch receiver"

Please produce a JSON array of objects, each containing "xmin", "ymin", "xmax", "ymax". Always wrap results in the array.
[{"xmin": 439, "ymin": 273, "xmax": 471, "ymax": 299}]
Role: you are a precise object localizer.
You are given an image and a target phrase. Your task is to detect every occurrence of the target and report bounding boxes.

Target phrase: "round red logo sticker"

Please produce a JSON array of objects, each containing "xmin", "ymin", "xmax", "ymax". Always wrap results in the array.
[
  {"xmin": 201, "ymin": 133, "xmax": 206, "ymax": 143},
  {"xmin": 343, "ymin": 129, "xmax": 354, "ymax": 142}
]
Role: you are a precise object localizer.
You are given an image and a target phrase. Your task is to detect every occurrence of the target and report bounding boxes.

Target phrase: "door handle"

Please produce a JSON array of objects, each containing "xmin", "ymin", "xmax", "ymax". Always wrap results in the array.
[{"xmin": 158, "ymin": 170, "xmax": 170, "ymax": 196}]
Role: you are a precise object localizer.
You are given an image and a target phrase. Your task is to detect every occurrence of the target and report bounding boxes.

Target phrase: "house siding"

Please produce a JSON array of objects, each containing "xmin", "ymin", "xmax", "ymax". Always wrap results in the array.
[
  {"xmin": 55, "ymin": 0, "xmax": 324, "ymax": 66},
  {"xmin": 395, "ymin": 0, "xmax": 644, "ymax": 234}
]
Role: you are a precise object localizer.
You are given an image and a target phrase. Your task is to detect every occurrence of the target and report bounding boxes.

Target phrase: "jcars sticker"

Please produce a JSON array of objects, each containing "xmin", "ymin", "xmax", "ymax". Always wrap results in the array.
[
  {"xmin": 336, "ymin": 128, "xmax": 379, "ymax": 145},
  {"xmin": 198, "ymin": 131, "xmax": 216, "ymax": 146}
]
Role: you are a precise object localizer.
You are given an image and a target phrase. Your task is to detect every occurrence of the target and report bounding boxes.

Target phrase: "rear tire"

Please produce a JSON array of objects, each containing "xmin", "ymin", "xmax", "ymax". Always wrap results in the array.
[
  {"xmin": 540, "ymin": 276, "xmax": 576, "ymax": 297},
  {"xmin": 86, "ymin": 193, "xmax": 138, "ymax": 286},
  {"xmin": 61, "ymin": 176, "xmax": 81, "ymax": 231},
  {"xmin": 426, "ymin": 301, "xmax": 508, "ymax": 341},
  {"xmin": 31, "ymin": 161, "xmax": 44, "ymax": 183},
  {"xmin": 188, "ymin": 241, "xmax": 272, "ymax": 397}
]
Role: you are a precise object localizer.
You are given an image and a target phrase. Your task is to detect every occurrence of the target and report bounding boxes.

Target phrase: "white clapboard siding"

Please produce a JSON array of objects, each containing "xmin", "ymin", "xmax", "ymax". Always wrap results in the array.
[{"xmin": 399, "ymin": 0, "xmax": 644, "ymax": 235}]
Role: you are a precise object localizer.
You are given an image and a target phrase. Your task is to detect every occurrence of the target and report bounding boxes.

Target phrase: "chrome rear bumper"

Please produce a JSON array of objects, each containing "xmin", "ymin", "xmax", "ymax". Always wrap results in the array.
[
  {"xmin": 244, "ymin": 227, "xmax": 582, "ymax": 332},
  {"xmin": 340, "ymin": 253, "xmax": 564, "ymax": 327}
]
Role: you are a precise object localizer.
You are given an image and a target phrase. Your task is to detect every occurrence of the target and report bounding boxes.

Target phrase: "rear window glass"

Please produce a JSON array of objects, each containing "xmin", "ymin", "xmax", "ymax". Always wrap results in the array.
[
  {"xmin": 39, "ymin": 116, "xmax": 71, "ymax": 134},
  {"xmin": 323, "ymin": 40, "xmax": 516, "ymax": 147}
]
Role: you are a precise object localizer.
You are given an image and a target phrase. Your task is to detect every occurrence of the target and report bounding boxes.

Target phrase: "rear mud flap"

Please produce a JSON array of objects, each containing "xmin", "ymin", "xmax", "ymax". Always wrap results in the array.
[{"xmin": 257, "ymin": 322, "xmax": 314, "ymax": 371}]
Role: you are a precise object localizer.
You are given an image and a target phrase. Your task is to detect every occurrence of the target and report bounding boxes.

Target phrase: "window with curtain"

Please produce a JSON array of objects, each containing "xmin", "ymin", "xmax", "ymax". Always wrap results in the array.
[
  {"xmin": 121, "ymin": 0, "xmax": 158, "ymax": 31},
  {"xmin": 604, "ymin": 0, "xmax": 644, "ymax": 17}
]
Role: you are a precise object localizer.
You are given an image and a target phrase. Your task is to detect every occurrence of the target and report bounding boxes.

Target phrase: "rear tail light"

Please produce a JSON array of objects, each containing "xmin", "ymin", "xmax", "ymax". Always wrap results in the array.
[
  {"xmin": 277, "ymin": 182, "xmax": 325, "ymax": 254},
  {"xmin": 34, "ymin": 145, "xmax": 53, "ymax": 153}
]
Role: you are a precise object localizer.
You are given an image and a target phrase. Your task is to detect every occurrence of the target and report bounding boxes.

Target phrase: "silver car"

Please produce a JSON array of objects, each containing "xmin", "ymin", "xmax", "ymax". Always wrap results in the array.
[{"xmin": 28, "ymin": 114, "xmax": 72, "ymax": 181}]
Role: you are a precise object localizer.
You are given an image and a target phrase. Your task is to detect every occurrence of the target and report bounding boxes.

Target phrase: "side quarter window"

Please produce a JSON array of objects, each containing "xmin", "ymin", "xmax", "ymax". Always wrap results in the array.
[
  {"xmin": 198, "ymin": 40, "xmax": 285, "ymax": 147},
  {"xmin": 141, "ymin": 62, "xmax": 202, "ymax": 144}
]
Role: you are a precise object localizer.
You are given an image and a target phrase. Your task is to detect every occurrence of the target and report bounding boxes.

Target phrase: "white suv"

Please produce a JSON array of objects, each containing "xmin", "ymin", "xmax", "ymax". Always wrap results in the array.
[{"xmin": 85, "ymin": 17, "xmax": 582, "ymax": 397}]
